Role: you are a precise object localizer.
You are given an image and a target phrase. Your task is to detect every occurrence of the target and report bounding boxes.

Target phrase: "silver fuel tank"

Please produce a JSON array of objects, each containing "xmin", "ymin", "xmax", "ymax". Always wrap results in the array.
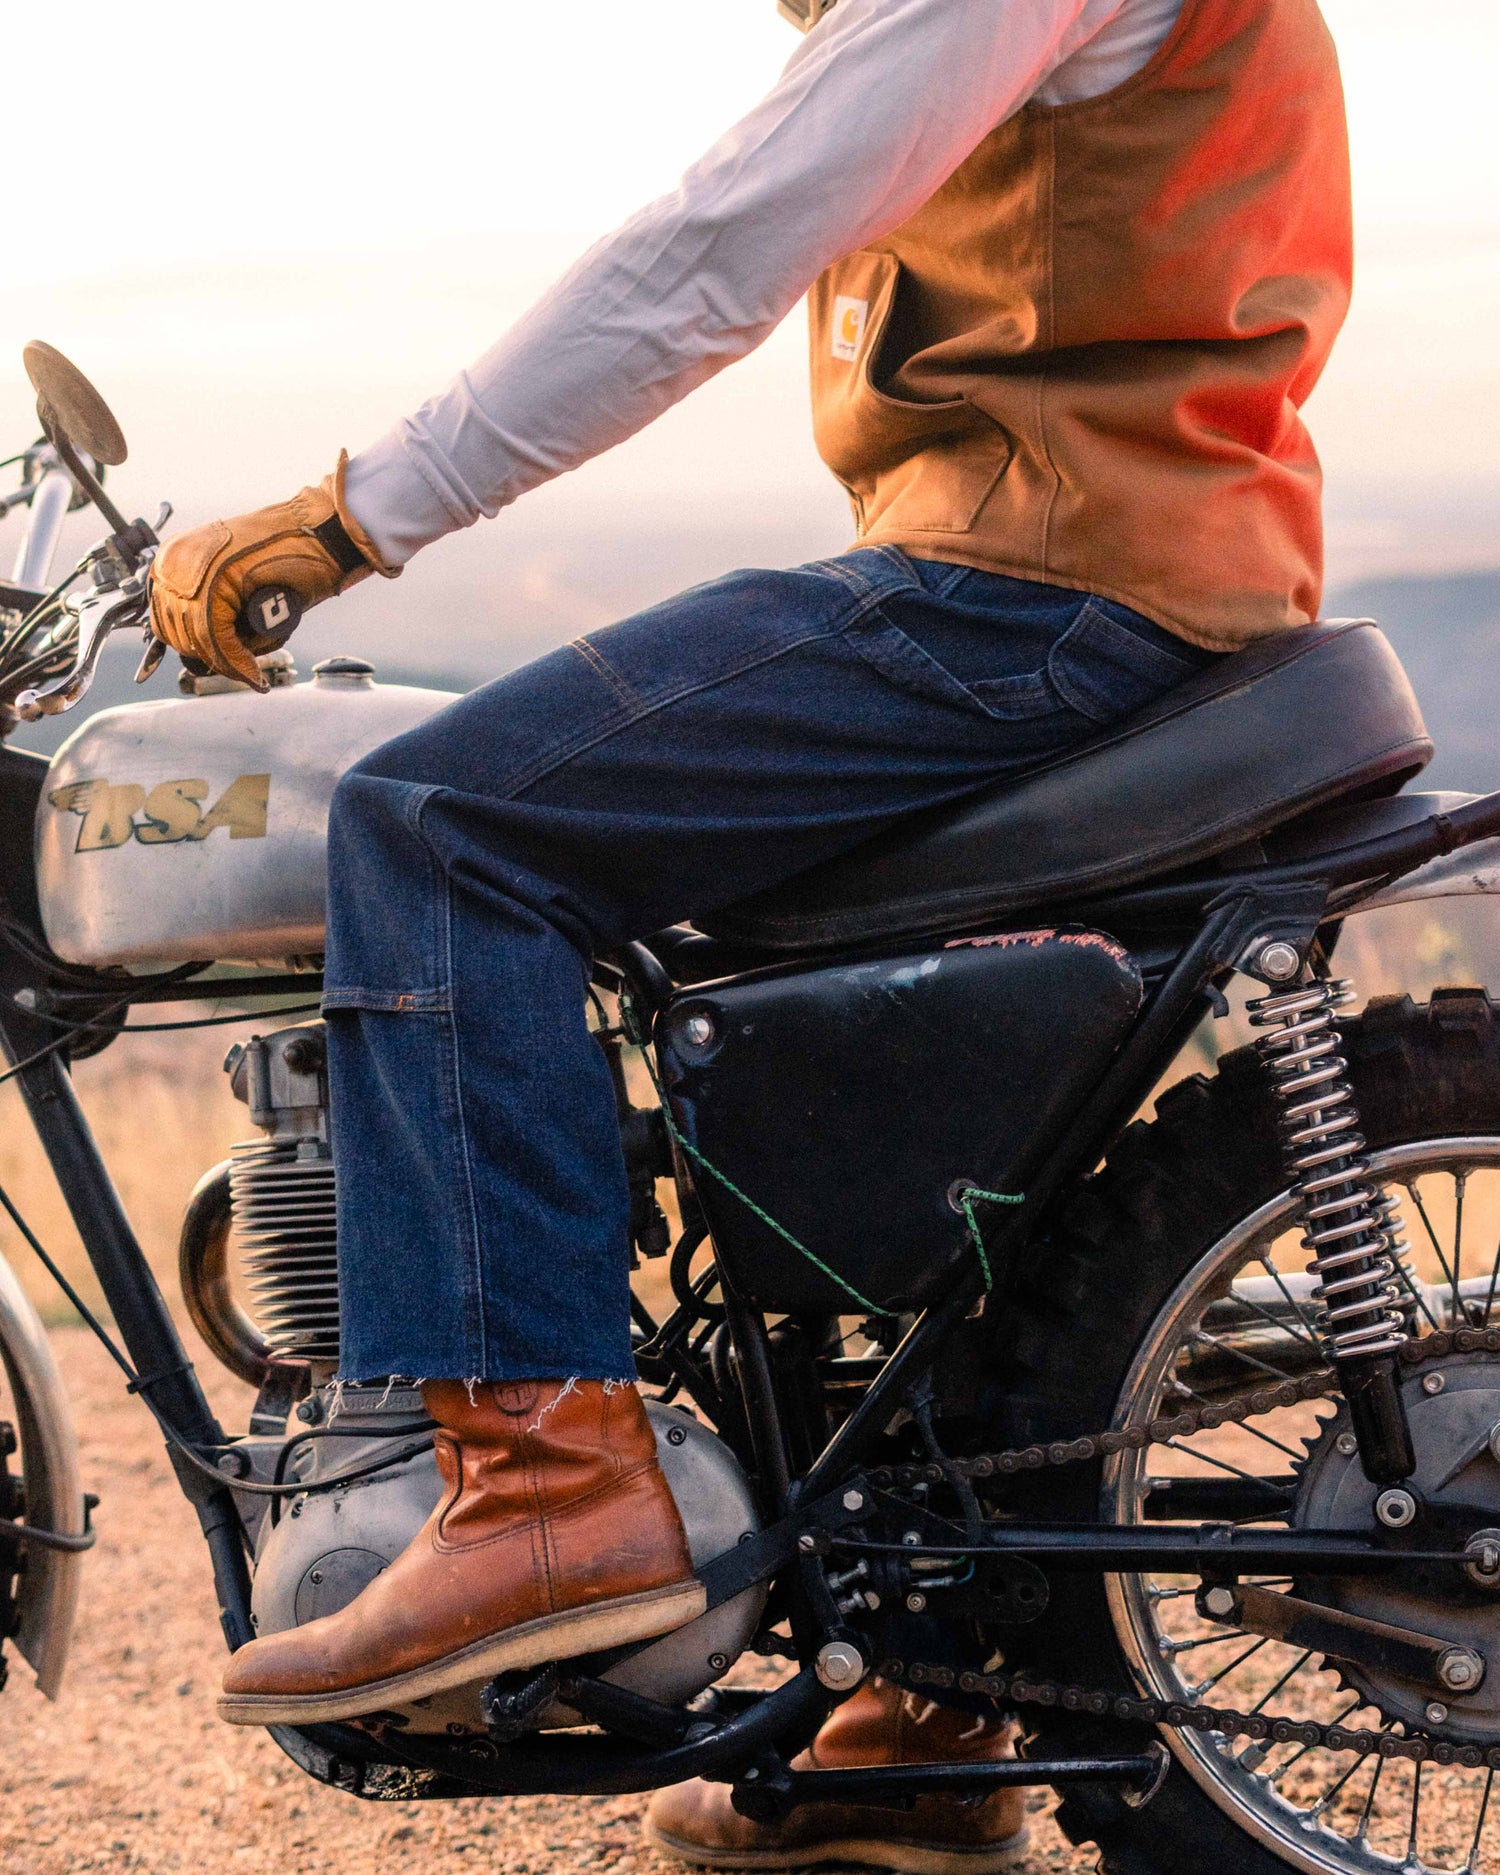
[{"xmin": 35, "ymin": 657, "xmax": 462, "ymax": 968}]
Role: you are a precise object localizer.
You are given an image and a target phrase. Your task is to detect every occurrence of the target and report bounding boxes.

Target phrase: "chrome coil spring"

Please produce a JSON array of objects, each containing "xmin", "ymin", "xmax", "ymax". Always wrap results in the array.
[{"xmin": 1248, "ymin": 978, "xmax": 1412, "ymax": 1361}]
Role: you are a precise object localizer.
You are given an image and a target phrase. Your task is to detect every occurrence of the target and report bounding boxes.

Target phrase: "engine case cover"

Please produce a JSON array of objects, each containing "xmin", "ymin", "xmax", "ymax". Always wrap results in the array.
[
  {"xmin": 250, "ymin": 1393, "xmax": 762, "ymax": 1733},
  {"xmin": 658, "ymin": 927, "xmax": 1143, "ymax": 1313},
  {"xmin": 34, "ymin": 662, "xmax": 458, "ymax": 967}
]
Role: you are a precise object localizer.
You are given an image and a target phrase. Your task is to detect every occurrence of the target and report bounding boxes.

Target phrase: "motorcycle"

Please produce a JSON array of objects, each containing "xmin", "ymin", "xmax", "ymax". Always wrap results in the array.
[{"xmin": 5, "ymin": 344, "xmax": 1500, "ymax": 1875}]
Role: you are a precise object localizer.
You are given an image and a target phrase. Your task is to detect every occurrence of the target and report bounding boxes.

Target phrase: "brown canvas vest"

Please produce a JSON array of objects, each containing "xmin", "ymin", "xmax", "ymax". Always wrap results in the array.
[{"xmin": 808, "ymin": 0, "xmax": 1352, "ymax": 650}]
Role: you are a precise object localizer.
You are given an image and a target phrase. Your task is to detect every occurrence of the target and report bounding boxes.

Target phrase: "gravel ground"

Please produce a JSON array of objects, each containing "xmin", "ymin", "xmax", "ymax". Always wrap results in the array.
[{"xmin": 0, "ymin": 1328, "xmax": 1096, "ymax": 1875}]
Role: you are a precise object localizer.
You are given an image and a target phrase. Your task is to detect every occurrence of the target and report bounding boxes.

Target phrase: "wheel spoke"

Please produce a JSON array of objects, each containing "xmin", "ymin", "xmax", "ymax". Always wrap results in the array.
[
  {"xmin": 1160, "ymin": 1628, "xmax": 1248, "ymax": 1656},
  {"xmin": 1483, "ymin": 1242, "xmax": 1500, "ymax": 1328},
  {"xmin": 1248, "ymin": 1646, "xmax": 1313, "ymax": 1714},
  {"xmin": 1177, "ymin": 1386, "xmax": 1306, "ymax": 1462},
  {"xmin": 1191, "ymin": 1326, "xmax": 1296, "ymax": 1384},
  {"xmin": 1407, "ymin": 1181, "xmax": 1463, "ymax": 1324},
  {"xmin": 1163, "ymin": 1437, "xmax": 1296, "ymax": 1496},
  {"xmin": 1407, "ymin": 1758, "xmax": 1425, "ymax": 1868},
  {"xmin": 1187, "ymin": 1635, "xmax": 1267, "ymax": 1698},
  {"xmin": 1256, "ymin": 1254, "xmax": 1325, "ymax": 1346},
  {"xmin": 1463, "ymin": 1766, "xmax": 1495, "ymax": 1873},
  {"xmin": 1355, "ymin": 1732, "xmax": 1393, "ymax": 1843},
  {"xmin": 1294, "ymin": 1716, "xmax": 1378, "ymax": 1807}
]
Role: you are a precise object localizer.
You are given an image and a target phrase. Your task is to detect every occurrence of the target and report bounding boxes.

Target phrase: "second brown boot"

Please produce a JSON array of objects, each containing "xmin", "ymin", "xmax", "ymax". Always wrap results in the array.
[
  {"xmin": 645, "ymin": 1677, "xmax": 1029, "ymax": 1874},
  {"xmin": 218, "ymin": 1377, "xmax": 704, "ymax": 1725}
]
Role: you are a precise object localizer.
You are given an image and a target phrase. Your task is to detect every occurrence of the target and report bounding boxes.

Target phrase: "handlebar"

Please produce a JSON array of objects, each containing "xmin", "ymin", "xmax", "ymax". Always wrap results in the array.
[
  {"xmin": 11, "ymin": 569, "xmax": 306, "ymax": 722},
  {"xmin": 0, "ymin": 407, "xmax": 307, "ymax": 723}
]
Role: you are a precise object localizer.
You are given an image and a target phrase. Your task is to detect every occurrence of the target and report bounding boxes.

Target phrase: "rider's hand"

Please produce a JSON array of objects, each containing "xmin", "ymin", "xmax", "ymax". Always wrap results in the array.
[{"xmin": 148, "ymin": 453, "xmax": 396, "ymax": 691}]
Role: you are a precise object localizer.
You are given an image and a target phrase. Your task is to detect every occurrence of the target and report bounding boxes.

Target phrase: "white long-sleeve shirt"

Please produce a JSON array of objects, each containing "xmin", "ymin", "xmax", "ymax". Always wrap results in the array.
[{"xmin": 344, "ymin": 0, "xmax": 1185, "ymax": 568}]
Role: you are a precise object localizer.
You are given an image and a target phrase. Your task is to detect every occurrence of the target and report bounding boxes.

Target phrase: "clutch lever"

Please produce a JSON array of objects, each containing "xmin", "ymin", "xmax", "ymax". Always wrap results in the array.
[
  {"xmin": 11, "ymin": 499, "xmax": 173, "ymax": 720},
  {"xmin": 14, "ymin": 576, "xmax": 151, "ymax": 720}
]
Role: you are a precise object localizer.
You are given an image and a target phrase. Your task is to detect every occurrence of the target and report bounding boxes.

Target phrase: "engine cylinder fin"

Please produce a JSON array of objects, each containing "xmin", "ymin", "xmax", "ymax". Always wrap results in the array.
[{"xmin": 228, "ymin": 1136, "xmax": 339, "ymax": 1362}]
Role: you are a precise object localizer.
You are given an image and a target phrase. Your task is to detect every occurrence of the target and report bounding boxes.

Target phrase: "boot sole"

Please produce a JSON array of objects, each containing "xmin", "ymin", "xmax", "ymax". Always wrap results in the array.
[
  {"xmin": 643, "ymin": 1818, "xmax": 1031, "ymax": 1875},
  {"xmin": 217, "ymin": 1578, "xmax": 707, "ymax": 1727}
]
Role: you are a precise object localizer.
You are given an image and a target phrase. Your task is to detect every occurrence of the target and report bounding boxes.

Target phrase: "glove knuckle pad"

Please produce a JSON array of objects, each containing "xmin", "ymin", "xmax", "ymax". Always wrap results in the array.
[{"xmin": 157, "ymin": 520, "xmax": 233, "ymax": 599}]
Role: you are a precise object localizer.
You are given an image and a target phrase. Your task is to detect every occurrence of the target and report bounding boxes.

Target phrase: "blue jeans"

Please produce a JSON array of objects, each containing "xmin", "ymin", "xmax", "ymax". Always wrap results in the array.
[{"xmin": 323, "ymin": 547, "xmax": 1217, "ymax": 1382}]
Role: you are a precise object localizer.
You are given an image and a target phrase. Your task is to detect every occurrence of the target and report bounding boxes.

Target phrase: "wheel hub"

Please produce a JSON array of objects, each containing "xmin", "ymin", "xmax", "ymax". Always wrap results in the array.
[{"xmin": 1296, "ymin": 1351, "xmax": 1500, "ymax": 1742}]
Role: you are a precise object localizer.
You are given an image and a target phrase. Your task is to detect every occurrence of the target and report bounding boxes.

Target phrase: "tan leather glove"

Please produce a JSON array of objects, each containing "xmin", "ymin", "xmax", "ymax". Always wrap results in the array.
[{"xmin": 148, "ymin": 452, "xmax": 397, "ymax": 691}]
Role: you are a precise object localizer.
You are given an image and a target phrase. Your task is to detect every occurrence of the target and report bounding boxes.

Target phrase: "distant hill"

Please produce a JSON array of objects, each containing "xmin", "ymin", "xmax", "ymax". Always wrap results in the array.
[{"xmin": 1329, "ymin": 569, "xmax": 1500, "ymax": 793}]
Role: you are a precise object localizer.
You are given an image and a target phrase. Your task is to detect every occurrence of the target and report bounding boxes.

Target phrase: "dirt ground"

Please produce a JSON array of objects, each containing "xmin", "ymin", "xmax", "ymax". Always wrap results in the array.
[{"xmin": 0, "ymin": 1328, "xmax": 1096, "ymax": 1875}]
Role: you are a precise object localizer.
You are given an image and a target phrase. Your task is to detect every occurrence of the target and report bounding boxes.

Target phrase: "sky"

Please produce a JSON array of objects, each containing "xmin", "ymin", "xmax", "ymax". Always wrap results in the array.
[{"xmin": 1, "ymin": 0, "xmax": 1497, "ymax": 682}]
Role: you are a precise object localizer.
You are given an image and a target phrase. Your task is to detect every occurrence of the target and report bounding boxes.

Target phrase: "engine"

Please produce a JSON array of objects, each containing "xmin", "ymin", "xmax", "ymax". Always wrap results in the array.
[{"xmin": 180, "ymin": 1020, "xmax": 764, "ymax": 1732}]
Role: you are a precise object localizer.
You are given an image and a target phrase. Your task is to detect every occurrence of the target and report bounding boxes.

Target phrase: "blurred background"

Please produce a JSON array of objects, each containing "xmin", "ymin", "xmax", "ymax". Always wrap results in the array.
[{"xmin": 0, "ymin": 0, "xmax": 1495, "ymax": 1334}]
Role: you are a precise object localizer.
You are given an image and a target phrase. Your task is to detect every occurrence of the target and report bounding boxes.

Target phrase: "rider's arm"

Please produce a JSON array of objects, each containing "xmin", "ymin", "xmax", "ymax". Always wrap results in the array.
[{"xmin": 343, "ymin": 0, "xmax": 1171, "ymax": 567}]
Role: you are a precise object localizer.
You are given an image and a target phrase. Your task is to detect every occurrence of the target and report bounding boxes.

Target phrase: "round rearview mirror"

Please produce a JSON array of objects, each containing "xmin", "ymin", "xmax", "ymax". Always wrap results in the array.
[{"xmin": 22, "ymin": 341, "xmax": 128, "ymax": 467}]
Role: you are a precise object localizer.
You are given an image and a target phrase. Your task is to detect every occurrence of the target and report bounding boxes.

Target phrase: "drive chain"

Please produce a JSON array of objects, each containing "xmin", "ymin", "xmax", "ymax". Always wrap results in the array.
[{"xmin": 876, "ymin": 1325, "xmax": 1500, "ymax": 1765}]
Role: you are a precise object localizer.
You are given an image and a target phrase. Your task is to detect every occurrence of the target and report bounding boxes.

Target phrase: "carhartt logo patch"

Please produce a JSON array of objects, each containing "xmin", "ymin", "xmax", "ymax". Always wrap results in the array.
[
  {"xmin": 49, "ymin": 774, "xmax": 270, "ymax": 852},
  {"xmin": 831, "ymin": 296, "xmax": 868, "ymax": 363}
]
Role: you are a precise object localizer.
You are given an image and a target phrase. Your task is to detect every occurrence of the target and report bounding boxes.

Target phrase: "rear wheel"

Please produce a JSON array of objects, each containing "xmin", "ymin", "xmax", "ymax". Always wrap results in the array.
[{"xmin": 987, "ymin": 990, "xmax": 1500, "ymax": 1874}]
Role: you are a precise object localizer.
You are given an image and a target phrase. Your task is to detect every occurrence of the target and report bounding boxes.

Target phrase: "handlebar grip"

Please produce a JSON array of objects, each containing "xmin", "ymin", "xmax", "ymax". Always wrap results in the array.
[{"xmin": 237, "ymin": 584, "xmax": 304, "ymax": 653}]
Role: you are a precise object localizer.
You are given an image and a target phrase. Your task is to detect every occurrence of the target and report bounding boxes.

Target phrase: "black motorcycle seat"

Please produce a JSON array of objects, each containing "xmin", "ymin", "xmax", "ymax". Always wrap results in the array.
[{"xmin": 701, "ymin": 620, "xmax": 1431, "ymax": 953}]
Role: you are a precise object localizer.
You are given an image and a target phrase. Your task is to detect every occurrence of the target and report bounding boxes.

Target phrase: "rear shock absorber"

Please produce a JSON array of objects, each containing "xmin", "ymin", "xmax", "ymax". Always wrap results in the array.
[{"xmin": 1247, "ymin": 975, "xmax": 1417, "ymax": 1485}]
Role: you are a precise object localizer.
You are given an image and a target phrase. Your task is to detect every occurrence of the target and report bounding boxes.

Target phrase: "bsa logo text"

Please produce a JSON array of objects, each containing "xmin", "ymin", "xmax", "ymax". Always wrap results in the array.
[{"xmin": 49, "ymin": 774, "xmax": 270, "ymax": 853}]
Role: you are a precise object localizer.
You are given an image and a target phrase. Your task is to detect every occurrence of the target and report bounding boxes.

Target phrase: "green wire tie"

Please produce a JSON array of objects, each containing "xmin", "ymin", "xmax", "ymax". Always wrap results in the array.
[
  {"xmin": 638, "ymin": 1031, "xmax": 1021, "ymax": 1312},
  {"xmin": 953, "ymin": 1185, "xmax": 1026, "ymax": 1293}
]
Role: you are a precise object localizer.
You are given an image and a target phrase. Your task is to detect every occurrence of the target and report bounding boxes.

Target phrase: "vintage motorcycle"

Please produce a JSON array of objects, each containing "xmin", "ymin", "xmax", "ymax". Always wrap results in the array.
[{"xmin": 6, "ymin": 344, "xmax": 1500, "ymax": 1875}]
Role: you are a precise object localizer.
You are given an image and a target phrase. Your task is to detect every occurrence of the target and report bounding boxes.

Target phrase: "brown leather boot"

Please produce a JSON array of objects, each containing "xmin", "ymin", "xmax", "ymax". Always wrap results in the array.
[
  {"xmin": 218, "ymin": 1378, "xmax": 704, "ymax": 1726},
  {"xmin": 644, "ymin": 1678, "xmax": 1029, "ymax": 1874}
]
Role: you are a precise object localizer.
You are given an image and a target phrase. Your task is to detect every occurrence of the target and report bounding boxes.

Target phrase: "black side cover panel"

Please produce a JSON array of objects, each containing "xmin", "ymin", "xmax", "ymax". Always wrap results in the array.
[{"xmin": 656, "ymin": 928, "xmax": 1142, "ymax": 1315}]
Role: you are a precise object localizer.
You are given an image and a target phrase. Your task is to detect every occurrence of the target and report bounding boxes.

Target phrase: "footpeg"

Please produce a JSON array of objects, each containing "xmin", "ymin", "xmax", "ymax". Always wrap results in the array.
[{"xmin": 480, "ymin": 1663, "xmax": 560, "ymax": 1742}]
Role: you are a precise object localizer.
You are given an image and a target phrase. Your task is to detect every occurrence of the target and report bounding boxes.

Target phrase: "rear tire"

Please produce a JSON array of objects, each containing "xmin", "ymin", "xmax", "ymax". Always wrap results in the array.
[{"xmin": 984, "ymin": 990, "xmax": 1500, "ymax": 1874}]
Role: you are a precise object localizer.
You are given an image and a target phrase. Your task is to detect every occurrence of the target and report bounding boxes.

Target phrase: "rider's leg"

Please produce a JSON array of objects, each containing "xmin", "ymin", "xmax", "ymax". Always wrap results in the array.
[
  {"xmin": 645, "ymin": 1676, "xmax": 1030, "ymax": 1873},
  {"xmin": 220, "ymin": 548, "xmax": 1218, "ymax": 1723}
]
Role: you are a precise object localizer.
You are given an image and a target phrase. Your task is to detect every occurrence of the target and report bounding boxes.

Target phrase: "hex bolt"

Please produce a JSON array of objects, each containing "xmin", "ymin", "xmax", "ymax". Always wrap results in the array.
[
  {"xmin": 1375, "ymin": 1488, "xmax": 1418, "ymax": 1530},
  {"xmin": 1465, "ymin": 1532, "xmax": 1500, "ymax": 1590},
  {"xmin": 1255, "ymin": 940, "xmax": 1302, "ymax": 982},
  {"xmin": 815, "ymin": 1641, "xmax": 866, "ymax": 1692},
  {"xmin": 682, "ymin": 1013, "xmax": 715, "ymax": 1049},
  {"xmin": 906, "ymin": 1592, "xmax": 928, "ymax": 1614},
  {"xmin": 1438, "ymin": 1648, "xmax": 1484, "ymax": 1694},
  {"xmin": 842, "ymin": 1489, "xmax": 865, "ymax": 1513},
  {"xmin": 296, "ymin": 1396, "xmax": 324, "ymax": 1426},
  {"xmin": 798, "ymin": 1533, "xmax": 818, "ymax": 1554},
  {"xmin": 1202, "ymin": 1586, "xmax": 1238, "ymax": 1620},
  {"xmin": 1336, "ymin": 1432, "xmax": 1359, "ymax": 1458},
  {"xmin": 1426, "ymin": 1702, "xmax": 1450, "ymax": 1727},
  {"xmin": 1423, "ymin": 1372, "xmax": 1447, "ymax": 1396}
]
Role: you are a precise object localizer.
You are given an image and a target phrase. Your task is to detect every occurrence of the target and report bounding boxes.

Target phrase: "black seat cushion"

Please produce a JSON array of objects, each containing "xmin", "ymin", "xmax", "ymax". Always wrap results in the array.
[{"xmin": 702, "ymin": 621, "xmax": 1431, "ymax": 953}]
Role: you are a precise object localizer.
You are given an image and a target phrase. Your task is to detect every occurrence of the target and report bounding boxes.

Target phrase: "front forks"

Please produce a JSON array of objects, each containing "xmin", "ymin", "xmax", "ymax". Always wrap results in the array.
[{"xmin": 1248, "ymin": 973, "xmax": 1418, "ymax": 1484}]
